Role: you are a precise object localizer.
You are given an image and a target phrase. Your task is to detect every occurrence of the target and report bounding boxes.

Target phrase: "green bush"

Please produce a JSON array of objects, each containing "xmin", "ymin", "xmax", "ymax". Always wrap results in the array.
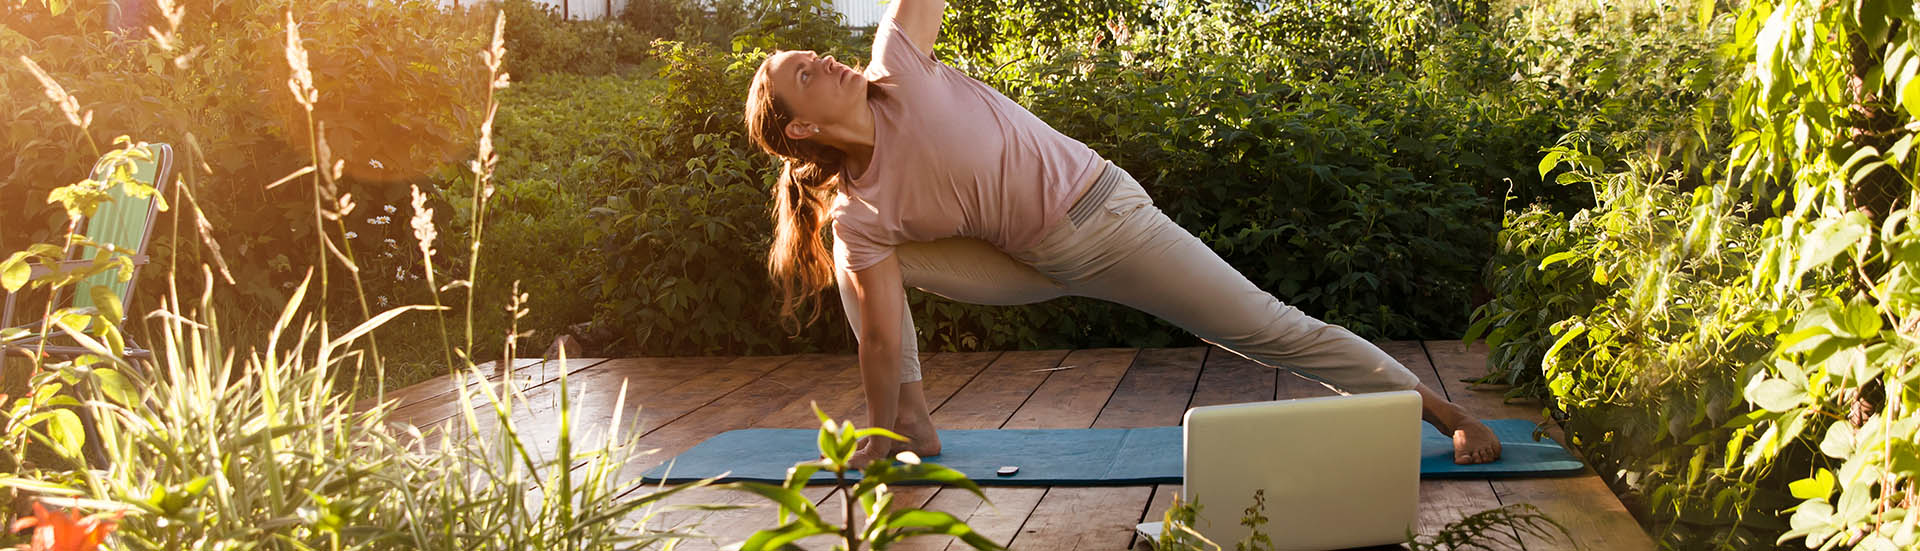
[
  {"xmin": 1468, "ymin": 0, "xmax": 1920, "ymax": 548},
  {"xmin": 499, "ymin": 0, "xmax": 652, "ymax": 77},
  {"xmin": 569, "ymin": 0, "xmax": 1688, "ymax": 354},
  {"xmin": 2, "ymin": 0, "xmax": 489, "ymax": 348}
]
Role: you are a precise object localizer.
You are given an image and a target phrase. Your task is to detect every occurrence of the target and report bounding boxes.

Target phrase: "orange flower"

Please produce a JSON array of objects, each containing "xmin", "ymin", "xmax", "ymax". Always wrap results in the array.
[{"xmin": 10, "ymin": 502, "xmax": 121, "ymax": 551}]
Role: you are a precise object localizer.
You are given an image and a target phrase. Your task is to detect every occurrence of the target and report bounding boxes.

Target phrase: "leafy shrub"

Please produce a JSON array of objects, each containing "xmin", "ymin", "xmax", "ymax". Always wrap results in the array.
[
  {"xmin": 0, "ymin": 12, "xmax": 722, "ymax": 549},
  {"xmin": 574, "ymin": 0, "xmax": 1601, "ymax": 353},
  {"xmin": 725, "ymin": 404, "xmax": 1000, "ymax": 550},
  {"xmin": 499, "ymin": 0, "xmax": 652, "ymax": 77},
  {"xmin": 1468, "ymin": 0, "xmax": 1920, "ymax": 548},
  {"xmin": 2, "ymin": 0, "xmax": 489, "ymax": 336}
]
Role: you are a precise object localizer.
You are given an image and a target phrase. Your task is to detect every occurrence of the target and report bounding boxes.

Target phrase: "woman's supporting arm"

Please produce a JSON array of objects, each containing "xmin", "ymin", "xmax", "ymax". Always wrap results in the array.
[
  {"xmin": 885, "ymin": 0, "xmax": 946, "ymax": 53},
  {"xmin": 843, "ymin": 254, "xmax": 907, "ymax": 456}
]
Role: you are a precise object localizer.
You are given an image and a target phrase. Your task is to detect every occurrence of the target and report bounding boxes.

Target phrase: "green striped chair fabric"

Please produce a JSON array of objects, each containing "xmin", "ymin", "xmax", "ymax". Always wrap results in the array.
[{"xmin": 2, "ymin": 142, "xmax": 173, "ymax": 360}]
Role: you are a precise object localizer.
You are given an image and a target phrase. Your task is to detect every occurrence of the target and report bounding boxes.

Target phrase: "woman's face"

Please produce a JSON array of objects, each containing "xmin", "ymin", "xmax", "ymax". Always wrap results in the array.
[{"xmin": 766, "ymin": 50, "xmax": 867, "ymax": 140}]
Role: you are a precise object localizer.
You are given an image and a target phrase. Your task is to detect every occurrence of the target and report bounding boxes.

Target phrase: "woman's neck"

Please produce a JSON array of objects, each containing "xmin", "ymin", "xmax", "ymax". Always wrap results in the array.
[{"xmin": 816, "ymin": 99, "xmax": 877, "ymax": 178}]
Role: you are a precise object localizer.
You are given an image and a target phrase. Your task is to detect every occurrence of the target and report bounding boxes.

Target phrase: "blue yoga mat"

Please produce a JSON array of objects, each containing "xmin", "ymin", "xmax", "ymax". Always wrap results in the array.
[{"xmin": 638, "ymin": 419, "xmax": 1584, "ymax": 486}]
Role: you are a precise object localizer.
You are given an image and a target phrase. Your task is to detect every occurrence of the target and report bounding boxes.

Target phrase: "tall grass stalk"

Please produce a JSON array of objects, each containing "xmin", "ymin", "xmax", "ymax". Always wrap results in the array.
[
  {"xmin": 284, "ymin": 10, "xmax": 386, "ymax": 402},
  {"xmin": 0, "ymin": 7, "xmax": 717, "ymax": 549},
  {"xmin": 460, "ymin": 12, "xmax": 511, "ymax": 367}
]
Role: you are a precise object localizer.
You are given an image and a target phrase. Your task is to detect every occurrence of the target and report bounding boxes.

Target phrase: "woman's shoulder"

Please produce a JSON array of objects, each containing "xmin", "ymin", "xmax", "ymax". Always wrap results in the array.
[{"xmin": 866, "ymin": 19, "xmax": 941, "ymax": 83}]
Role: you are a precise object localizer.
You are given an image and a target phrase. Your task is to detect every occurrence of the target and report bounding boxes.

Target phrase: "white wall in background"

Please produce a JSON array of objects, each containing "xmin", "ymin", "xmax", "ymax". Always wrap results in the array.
[
  {"xmin": 832, "ymin": 0, "xmax": 886, "ymax": 27},
  {"xmin": 439, "ymin": 0, "xmax": 628, "ymax": 19},
  {"xmin": 438, "ymin": 0, "xmax": 884, "ymax": 24}
]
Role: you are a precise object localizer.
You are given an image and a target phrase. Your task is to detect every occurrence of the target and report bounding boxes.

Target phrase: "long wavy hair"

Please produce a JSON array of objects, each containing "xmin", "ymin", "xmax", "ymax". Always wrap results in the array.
[{"xmin": 745, "ymin": 54, "xmax": 883, "ymax": 332}]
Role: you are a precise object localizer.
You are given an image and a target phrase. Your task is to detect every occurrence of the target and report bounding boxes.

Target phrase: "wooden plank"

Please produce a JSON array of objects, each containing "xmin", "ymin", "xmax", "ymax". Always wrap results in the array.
[
  {"xmin": 1090, "ymin": 347, "xmax": 1205, "ymax": 551},
  {"xmin": 1004, "ymin": 348, "xmax": 1137, "ymax": 429},
  {"xmin": 1424, "ymin": 340, "xmax": 1655, "ymax": 551},
  {"xmin": 931, "ymin": 350, "xmax": 1071, "ymax": 430},
  {"xmin": 411, "ymin": 357, "xmax": 721, "ymax": 451},
  {"xmin": 1133, "ymin": 346, "xmax": 1273, "ymax": 550},
  {"xmin": 1373, "ymin": 340, "xmax": 1515, "ymax": 548},
  {"xmin": 555, "ymin": 356, "xmax": 791, "ymax": 462},
  {"xmin": 1132, "ymin": 487, "xmax": 1181, "ymax": 551},
  {"xmin": 693, "ymin": 352, "xmax": 1004, "ymax": 550},
  {"xmin": 375, "ymin": 357, "xmax": 603, "ymax": 424},
  {"xmin": 795, "ymin": 352, "xmax": 1005, "ymax": 550},
  {"xmin": 1092, "ymin": 347, "xmax": 1207, "ymax": 430},
  {"xmin": 625, "ymin": 354, "xmax": 862, "ymax": 550},
  {"xmin": 364, "ymin": 357, "xmax": 540, "ymax": 412},
  {"xmin": 1121, "ymin": 349, "xmax": 1213, "ymax": 551},
  {"xmin": 1190, "ymin": 347, "xmax": 1276, "ymax": 407},
  {"xmin": 887, "ymin": 350, "xmax": 1070, "ymax": 551},
  {"xmin": 994, "ymin": 348, "xmax": 1146, "ymax": 551}
]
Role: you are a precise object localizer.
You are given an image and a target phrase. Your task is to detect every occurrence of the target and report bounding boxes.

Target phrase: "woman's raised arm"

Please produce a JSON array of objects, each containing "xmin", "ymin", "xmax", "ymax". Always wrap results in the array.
[{"xmin": 884, "ymin": 0, "xmax": 945, "ymax": 53}]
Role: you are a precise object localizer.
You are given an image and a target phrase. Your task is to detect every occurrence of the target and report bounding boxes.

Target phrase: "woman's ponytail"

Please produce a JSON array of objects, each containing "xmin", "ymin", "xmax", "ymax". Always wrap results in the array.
[
  {"xmin": 746, "ymin": 57, "xmax": 852, "ymax": 332},
  {"xmin": 767, "ymin": 157, "xmax": 841, "ymax": 331}
]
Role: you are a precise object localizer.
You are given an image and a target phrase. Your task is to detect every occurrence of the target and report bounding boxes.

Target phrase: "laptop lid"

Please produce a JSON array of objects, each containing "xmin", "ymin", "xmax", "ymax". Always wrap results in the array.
[{"xmin": 1138, "ymin": 390, "xmax": 1423, "ymax": 550}]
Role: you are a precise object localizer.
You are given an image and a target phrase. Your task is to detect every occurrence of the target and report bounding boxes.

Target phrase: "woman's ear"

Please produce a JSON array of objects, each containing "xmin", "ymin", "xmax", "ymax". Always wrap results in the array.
[{"xmin": 784, "ymin": 120, "xmax": 817, "ymax": 141}]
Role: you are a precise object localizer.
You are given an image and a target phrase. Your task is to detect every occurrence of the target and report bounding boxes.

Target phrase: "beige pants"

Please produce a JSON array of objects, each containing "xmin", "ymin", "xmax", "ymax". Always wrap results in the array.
[{"xmin": 834, "ymin": 161, "xmax": 1420, "ymax": 394}]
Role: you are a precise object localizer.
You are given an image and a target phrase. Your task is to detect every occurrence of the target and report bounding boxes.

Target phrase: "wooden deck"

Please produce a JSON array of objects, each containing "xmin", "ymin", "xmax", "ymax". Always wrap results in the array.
[{"xmin": 370, "ymin": 342, "xmax": 1654, "ymax": 550}]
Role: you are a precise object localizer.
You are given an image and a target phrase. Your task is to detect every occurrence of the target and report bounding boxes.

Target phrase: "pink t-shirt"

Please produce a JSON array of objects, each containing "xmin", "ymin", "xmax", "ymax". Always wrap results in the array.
[{"xmin": 829, "ymin": 20, "xmax": 1103, "ymax": 272}]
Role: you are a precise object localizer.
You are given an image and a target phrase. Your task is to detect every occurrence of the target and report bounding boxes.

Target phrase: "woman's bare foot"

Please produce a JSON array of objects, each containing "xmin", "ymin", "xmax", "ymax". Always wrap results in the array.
[
  {"xmin": 893, "ymin": 414, "xmax": 941, "ymax": 458},
  {"xmin": 1446, "ymin": 417, "xmax": 1502, "ymax": 465},
  {"xmin": 1414, "ymin": 384, "xmax": 1502, "ymax": 464},
  {"xmin": 847, "ymin": 438, "xmax": 894, "ymax": 469}
]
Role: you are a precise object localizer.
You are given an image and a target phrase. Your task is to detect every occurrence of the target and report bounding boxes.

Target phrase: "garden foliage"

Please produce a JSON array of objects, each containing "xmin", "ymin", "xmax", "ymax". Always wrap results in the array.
[
  {"xmin": 1469, "ymin": 0, "xmax": 1920, "ymax": 548},
  {"xmin": 6, "ymin": 0, "xmax": 1693, "ymax": 363},
  {"xmin": 2, "ymin": 0, "xmax": 490, "ymax": 368},
  {"xmin": 571, "ymin": 0, "xmax": 1669, "ymax": 355}
]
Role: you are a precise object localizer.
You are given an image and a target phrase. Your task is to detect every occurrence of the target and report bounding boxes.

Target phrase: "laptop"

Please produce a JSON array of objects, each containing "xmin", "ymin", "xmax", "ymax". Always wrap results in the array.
[{"xmin": 1135, "ymin": 390, "xmax": 1423, "ymax": 550}]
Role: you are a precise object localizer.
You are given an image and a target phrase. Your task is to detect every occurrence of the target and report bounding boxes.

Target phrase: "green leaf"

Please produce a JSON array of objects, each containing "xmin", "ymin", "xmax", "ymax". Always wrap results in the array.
[
  {"xmin": 1785, "ymin": 500, "xmax": 1835, "ymax": 541},
  {"xmin": 817, "ymin": 418, "xmax": 843, "ymax": 467},
  {"xmin": 1544, "ymin": 324, "xmax": 1586, "ymax": 361},
  {"xmin": 325, "ymin": 305, "xmax": 445, "ymax": 351},
  {"xmin": 1748, "ymin": 379, "xmax": 1806, "ymax": 412},
  {"xmin": 1829, "ymin": 346, "xmax": 1877, "ymax": 383},
  {"xmin": 1902, "ymin": 62, "xmax": 1920, "ymax": 119},
  {"xmin": 875, "ymin": 509, "xmax": 1006, "ymax": 550},
  {"xmin": 1537, "ymin": 149, "xmax": 1565, "ymax": 178},
  {"xmin": 1837, "ymin": 300, "xmax": 1881, "ymax": 339},
  {"xmin": 851, "ymin": 426, "xmax": 907, "ymax": 443},
  {"xmin": 1795, "ymin": 212, "xmax": 1870, "ymax": 280},
  {"xmin": 1778, "ymin": 326, "xmax": 1831, "ymax": 353},
  {"xmin": 1819, "ymin": 421, "xmax": 1854, "ymax": 458},
  {"xmin": 92, "ymin": 368, "xmax": 139, "ymax": 407},
  {"xmin": 1462, "ymin": 314, "xmax": 1494, "ymax": 345},
  {"xmin": 1537, "ymin": 251, "xmax": 1580, "ymax": 269},
  {"xmin": 0, "ymin": 253, "xmax": 28, "ymax": 292},
  {"xmin": 0, "ymin": 477, "xmax": 83, "ymax": 496},
  {"xmin": 738, "ymin": 521, "xmax": 831, "ymax": 551},
  {"xmin": 89, "ymin": 285, "xmax": 123, "ymax": 322},
  {"xmin": 45, "ymin": 408, "xmax": 84, "ymax": 458},
  {"xmin": 1789, "ymin": 468, "xmax": 1835, "ymax": 500},
  {"xmin": 721, "ymin": 482, "xmax": 823, "ymax": 527}
]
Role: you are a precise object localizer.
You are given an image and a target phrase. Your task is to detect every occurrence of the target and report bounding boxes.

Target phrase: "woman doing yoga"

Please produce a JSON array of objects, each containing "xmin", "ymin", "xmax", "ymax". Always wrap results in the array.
[{"xmin": 743, "ymin": 0, "xmax": 1503, "ymax": 468}]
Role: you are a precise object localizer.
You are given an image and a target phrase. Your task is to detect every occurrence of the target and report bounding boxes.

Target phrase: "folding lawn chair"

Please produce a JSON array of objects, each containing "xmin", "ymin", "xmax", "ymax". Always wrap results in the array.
[{"xmin": 2, "ymin": 142, "xmax": 174, "ymax": 364}]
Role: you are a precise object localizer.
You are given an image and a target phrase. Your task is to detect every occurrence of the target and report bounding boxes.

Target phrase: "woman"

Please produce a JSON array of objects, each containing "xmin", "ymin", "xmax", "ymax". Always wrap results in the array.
[{"xmin": 743, "ymin": 0, "xmax": 1502, "ymax": 467}]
